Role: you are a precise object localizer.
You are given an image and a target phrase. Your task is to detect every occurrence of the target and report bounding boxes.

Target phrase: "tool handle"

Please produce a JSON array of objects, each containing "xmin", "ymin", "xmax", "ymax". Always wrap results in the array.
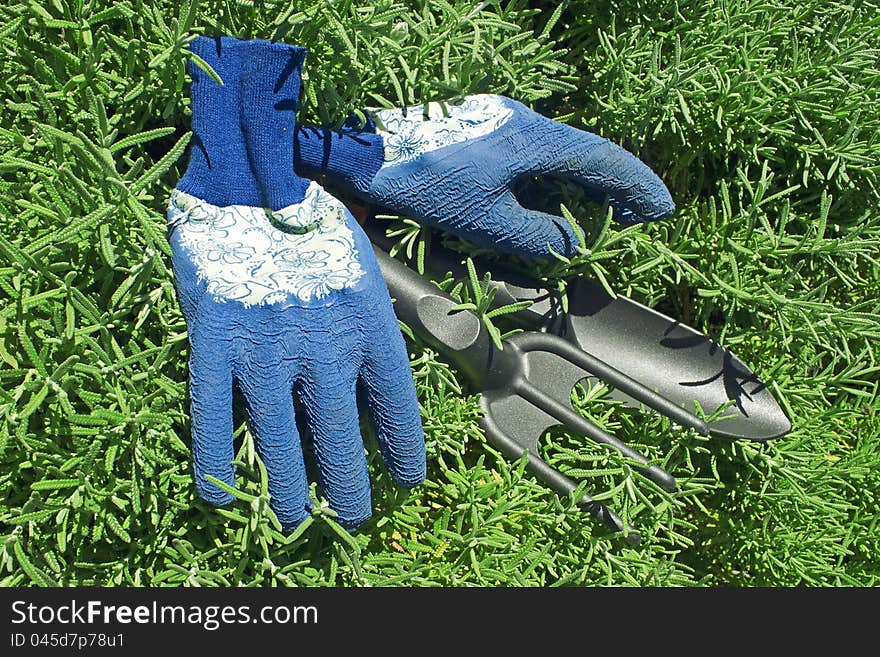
[
  {"xmin": 365, "ymin": 222, "xmax": 558, "ymax": 329},
  {"xmin": 372, "ymin": 244, "xmax": 495, "ymax": 388}
]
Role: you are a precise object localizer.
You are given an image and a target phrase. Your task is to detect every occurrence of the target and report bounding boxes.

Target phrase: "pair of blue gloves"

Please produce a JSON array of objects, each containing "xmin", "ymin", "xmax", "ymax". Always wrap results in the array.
[{"xmin": 168, "ymin": 36, "xmax": 674, "ymax": 530}]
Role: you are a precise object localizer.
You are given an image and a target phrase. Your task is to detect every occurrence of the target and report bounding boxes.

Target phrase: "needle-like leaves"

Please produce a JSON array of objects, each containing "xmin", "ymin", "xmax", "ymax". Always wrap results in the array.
[{"xmin": 0, "ymin": 0, "xmax": 877, "ymax": 587}]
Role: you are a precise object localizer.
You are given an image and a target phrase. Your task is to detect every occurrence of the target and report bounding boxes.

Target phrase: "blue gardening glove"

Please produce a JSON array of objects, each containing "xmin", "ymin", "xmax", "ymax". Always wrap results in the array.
[
  {"xmin": 294, "ymin": 95, "xmax": 675, "ymax": 258},
  {"xmin": 168, "ymin": 36, "xmax": 425, "ymax": 530}
]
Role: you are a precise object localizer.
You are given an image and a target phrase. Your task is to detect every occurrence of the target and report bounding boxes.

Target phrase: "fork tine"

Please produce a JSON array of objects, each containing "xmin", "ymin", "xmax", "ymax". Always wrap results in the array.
[
  {"xmin": 510, "ymin": 375, "xmax": 678, "ymax": 492},
  {"xmin": 502, "ymin": 335, "xmax": 679, "ymax": 491},
  {"xmin": 514, "ymin": 332, "xmax": 710, "ymax": 436},
  {"xmin": 372, "ymin": 242, "xmax": 664, "ymax": 538},
  {"xmin": 479, "ymin": 397, "xmax": 639, "ymax": 542}
]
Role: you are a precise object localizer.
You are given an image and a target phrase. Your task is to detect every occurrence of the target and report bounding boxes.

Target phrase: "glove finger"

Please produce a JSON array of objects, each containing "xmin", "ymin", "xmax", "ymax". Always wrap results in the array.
[
  {"xmin": 534, "ymin": 125, "xmax": 675, "ymax": 225},
  {"xmin": 298, "ymin": 365, "xmax": 373, "ymax": 530},
  {"xmin": 485, "ymin": 193, "xmax": 583, "ymax": 258},
  {"xmin": 188, "ymin": 332, "xmax": 235, "ymax": 506},
  {"xmin": 360, "ymin": 304, "xmax": 426, "ymax": 488},
  {"xmin": 237, "ymin": 365, "xmax": 310, "ymax": 530}
]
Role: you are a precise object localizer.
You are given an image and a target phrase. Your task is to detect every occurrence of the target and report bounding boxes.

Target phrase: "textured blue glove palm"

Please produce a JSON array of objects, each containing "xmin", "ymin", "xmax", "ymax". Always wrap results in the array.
[
  {"xmin": 295, "ymin": 95, "xmax": 675, "ymax": 258},
  {"xmin": 169, "ymin": 36, "xmax": 425, "ymax": 530}
]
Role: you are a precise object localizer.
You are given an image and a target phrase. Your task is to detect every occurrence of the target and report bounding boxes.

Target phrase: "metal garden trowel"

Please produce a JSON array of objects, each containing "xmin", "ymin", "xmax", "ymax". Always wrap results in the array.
[
  {"xmin": 368, "ymin": 227, "xmax": 791, "ymax": 540},
  {"xmin": 368, "ymin": 225, "xmax": 791, "ymax": 443},
  {"xmin": 366, "ymin": 225, "xmax": 791, "ymax": 542}
]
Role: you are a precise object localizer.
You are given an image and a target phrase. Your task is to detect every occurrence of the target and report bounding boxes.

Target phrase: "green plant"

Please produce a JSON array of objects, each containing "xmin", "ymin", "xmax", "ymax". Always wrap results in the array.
[{"xmin": 0, "ymin": 0, "xmax": 877, "ymax": 586}]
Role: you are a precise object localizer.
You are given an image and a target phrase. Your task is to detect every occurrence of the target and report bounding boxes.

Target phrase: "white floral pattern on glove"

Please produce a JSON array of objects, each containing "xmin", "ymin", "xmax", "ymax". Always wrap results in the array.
[
  {"xmin": 168, "ymin": 181, "xmax": 365, "ymax": 306},
  {"xmin": 373, "ymin": 94, "xmax": 513, "ymax": 166}
]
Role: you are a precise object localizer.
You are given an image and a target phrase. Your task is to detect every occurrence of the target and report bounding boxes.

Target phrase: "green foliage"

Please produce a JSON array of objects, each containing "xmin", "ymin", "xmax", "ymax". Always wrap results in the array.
[{"xmin": 1, "ymin": 0, "xmax": 878, "ymax": 586}]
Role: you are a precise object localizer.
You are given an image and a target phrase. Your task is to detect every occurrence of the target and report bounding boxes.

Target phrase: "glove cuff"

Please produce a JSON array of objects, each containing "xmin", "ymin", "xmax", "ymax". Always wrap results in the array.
[
  {"xmin": 294, "ymin": 115, "xmax": 385, "ymax": 197},
  {"xmin": 178, "ymin": 36, "xmax": 310, "ymax": 210}
]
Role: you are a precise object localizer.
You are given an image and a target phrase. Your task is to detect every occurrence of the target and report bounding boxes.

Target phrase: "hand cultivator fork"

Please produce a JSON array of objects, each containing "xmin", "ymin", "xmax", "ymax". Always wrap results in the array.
[{"xmin": 370, "ymin": 233, "xmax": 791, "ymax": 541}]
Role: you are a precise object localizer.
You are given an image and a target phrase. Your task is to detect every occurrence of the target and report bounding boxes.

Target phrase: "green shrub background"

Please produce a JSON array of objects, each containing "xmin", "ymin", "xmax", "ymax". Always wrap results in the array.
[{"xmin": 0, "ymin": 0, "xmax": 877, "ymax": 586}]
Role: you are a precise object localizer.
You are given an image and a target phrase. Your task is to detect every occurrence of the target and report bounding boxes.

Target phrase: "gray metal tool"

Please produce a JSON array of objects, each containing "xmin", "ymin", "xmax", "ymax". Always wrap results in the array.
[
  {"xmin": 368, "ymin": 226, "xmax": 791, "ymax": 443},
  {"xmin": 369, "ymin": 225, "xmax": 791, "ymax": 540},
  {"xmin": 374, "ymin": 244, "xmax": 704, "ymax": 541}
]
